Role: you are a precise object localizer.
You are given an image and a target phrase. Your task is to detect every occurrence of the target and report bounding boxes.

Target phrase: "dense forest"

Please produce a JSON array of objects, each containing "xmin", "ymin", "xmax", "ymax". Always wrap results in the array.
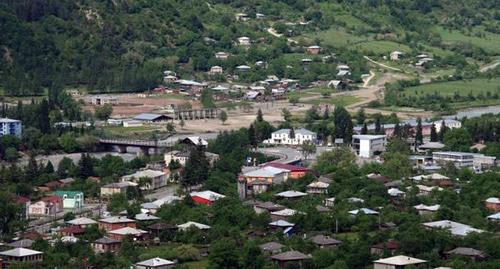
[{"xmin": 1, "ymin": 0, "xmax": 499, "ymax": 95}]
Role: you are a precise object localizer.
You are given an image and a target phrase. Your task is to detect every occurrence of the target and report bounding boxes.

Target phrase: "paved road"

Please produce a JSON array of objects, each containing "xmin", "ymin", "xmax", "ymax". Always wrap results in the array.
[
  {"xmin": 158, "ymin": 132, "xmax": 219, "ymax": 146},
  {"xmin": 257, "ymin": 147, "xmax": 303, "ymax": 164},
  {"xmin": 145, "ymin": 184, "xmax": 180, "ymax": 201}
]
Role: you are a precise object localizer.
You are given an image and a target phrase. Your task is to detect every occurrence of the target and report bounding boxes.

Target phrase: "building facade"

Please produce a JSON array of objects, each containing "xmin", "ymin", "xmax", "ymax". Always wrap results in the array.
[
  {"xmin": 0, "ymin": 118, "xmax": 22, "ymax": 137},
  {"xmin": 352, "ymin": 135, "xmax": 386, "ymax": 158}
]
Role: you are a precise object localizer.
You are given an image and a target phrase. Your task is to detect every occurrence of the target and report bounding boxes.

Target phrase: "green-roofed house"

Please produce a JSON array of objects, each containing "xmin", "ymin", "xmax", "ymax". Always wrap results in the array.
[{"xmin": 53, "ymin": 191, "xmax": 84, "ymax": 211}]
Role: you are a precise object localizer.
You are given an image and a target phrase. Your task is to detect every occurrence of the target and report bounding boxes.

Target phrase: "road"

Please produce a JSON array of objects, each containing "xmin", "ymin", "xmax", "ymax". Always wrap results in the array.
[
  {"xmin": 364, "ymin": 56, "xmax": 403, "ymax": 72},
  {"xmin": 145, "ymin": 184, "xmax": 180, "ymax": 200},
  {"xmin": 257, "ymin": 147, "xmax": 302, "ymax": 164},
  {"xmin": 479, "ymin": 61, "xmax": 500, "ymax": 72}
]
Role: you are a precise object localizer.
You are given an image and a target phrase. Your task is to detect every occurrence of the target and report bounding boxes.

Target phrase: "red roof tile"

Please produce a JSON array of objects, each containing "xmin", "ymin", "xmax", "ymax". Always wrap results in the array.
[
  {"xmin": 14, "ymin": 196, "xmax": 30, "ymax": 204},
  {"xmin": 263, "ymin": 163, "xmax": 309, "ymax": 172}
]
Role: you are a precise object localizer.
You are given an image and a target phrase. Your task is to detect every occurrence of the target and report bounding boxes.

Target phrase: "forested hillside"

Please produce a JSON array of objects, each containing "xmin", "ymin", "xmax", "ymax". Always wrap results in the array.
[{"xmin": 1, "ymin": 0, "xmax": 498, "ymax": 95}]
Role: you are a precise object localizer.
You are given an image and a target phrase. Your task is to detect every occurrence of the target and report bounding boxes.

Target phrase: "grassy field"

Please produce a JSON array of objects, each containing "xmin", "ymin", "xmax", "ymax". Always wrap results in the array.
[
  {"xmin": 185, "ymin": 259, "xmax": 208, "ymax": 269},
  {"xmin": 354, "ymin": 40, "xmax": 412, "ymax": 54},
  {"xmin": 434, "ymin": 26, "xmax": 500, "ymax": 54},
  {"xmin": 404, "ymin": 78, "xmax": 500, "ymax": 97},
  {"xmin": 305, "ymin": 27, "xmax": 366, "ymax": 47}
]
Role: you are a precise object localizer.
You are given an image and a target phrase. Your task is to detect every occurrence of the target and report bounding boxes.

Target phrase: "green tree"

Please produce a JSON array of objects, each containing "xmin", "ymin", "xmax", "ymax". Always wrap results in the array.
[
  {"xmin": 333, "ymin": 106, "xmax": 353, "ymax": 141},
  {"xmin": 430, "ymin": 123, "xmax": 438, "ymax": 142},
  {"xmin": 4, "ymin": 147, "xmax": 18, "ymax": 162},
  {"xmin": 95, "ymin": 104, "xmax": 113, "ymax": 120},
  {"xmin": 289, "ymin": 96, "xmax": 300, "ymax": 105},
  {"xmin": 438, "ymin": 120, "xmax": 448, "ymax": 142},
  {"xmin": 356, "ymin": 108, "xmax": 366, "ymax": 124},
  {"xmin": 77, "ymin": 153, "xmax": 94, "ymax": 178},
  {"xmin": 444, "ymin": 128, "xmax": 473, "ymax": 152},
  {"xmin": 218, "ymin": 110, "xmax": 228, "ymax": 125},
  {"xmin": 182, "ymin": 145, "xmax": 209, "ymax": 191},
  {"xmin": 256, "ymin": 109, "xmax": 264, "ymax": 122},
  {"xmin": 282, "ymin": 108, "xmax": 292, "ymax": 122},
  {"xmin": 201, "ymin": 89, "xmax": 216, "ymax": 108},
  {"xmin": 415, "ymin": 117, "xmax": 423, "ymax": 146},
  {"xmin": 301, "ymin": 141, "xmax": 317, "ymax": 160},
  {"xmin": 208, "ymin": 239, "xmax": 241, "ymax": 269},
  {"xmin": 0, "ymin": 192, "xmax": 22, "ymax": 236},
  {"xmin": 59, "ymin": 133, "xmax": 79, "ymax": 153}
]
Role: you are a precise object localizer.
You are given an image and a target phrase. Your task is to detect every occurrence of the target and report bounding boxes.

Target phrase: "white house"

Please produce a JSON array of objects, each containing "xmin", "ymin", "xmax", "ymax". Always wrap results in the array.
[
  {"xmin": 121, "ymin": 169, "xmax": 166, "ymax": 190},
  {"xmin": 390, "ymin": 51, "xmax": 404, "ymax": 60},
  {"xmin": 433, "ymin": 119, "xmax": 462, "ymax": 132},
  {"xmin": 264, "ymin": 128, "xmax": 317, "ymax": 145},
  {"xmin": 215, "ymin": 52, "xmax": 229, "ymax": 60},
  {"xmin": 237, "ymin": 36, "xmax": 251, "ymax": 46},
  {"xmin": 352, "ymin": 135, "xmax": 386, "ymax": 158}
]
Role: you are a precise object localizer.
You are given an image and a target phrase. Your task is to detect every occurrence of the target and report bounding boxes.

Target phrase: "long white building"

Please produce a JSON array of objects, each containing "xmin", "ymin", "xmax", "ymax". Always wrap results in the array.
[
  {"xmin": 352, "ymin": 135, "xmax": 386, "ymax": 158},
  {"xmin": 264, "ymin": 128, "xmax": 317, "ymax": 145}
]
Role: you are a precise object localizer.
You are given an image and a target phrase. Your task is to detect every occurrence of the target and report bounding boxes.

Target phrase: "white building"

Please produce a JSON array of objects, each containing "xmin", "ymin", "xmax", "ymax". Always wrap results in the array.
[
  {"xmin": 237, "ymin": 36, "xmax": 251, "ymax": 46},
  {"xmin": 0, "ymin": 118, "xmax": 22, "ymax": 137},
  {"xmin": 373, "ymin": 255, "xmax": 427, "ymax": 269},
  {"xmin": 264, "ymin": 128, "xmax": 317, "ymax": 145},
  {"xmin": 121, "ymin": 169, "xmax": 166, "ymax": 190},
  {"xmin": 432, "ymin": 151, "xmax": 496, "ymax": 169},
  {"xmin": 390, "ymin": 51, "xmax": 404, "ymax": 60},
  {"xmin": 136, "ymin": 257, "xmax": 176, "ymax": 269},
  {"xmin": 433, "ymin": 119, "xmax": 462, "ymax": 132},
  {"xmin": 352, "ymin": 135, "xmax": 386, "ymax": 158}
]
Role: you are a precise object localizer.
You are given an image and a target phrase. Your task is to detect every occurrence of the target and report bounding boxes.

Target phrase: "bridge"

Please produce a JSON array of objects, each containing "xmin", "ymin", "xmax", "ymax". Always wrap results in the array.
[{"xmin": 99, "ymin": 139, "xmax": 168, "ymax": 156}]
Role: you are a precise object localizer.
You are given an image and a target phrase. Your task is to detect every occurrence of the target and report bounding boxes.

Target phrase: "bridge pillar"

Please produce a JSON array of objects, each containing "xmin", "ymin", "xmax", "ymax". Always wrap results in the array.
[
  {"xmin": 138, "ymin": 147, "xmax": 150, "ymax": 157},
  {"xmin": 118, "ymin": 145, "xmax": 127, "ymax": 153}
]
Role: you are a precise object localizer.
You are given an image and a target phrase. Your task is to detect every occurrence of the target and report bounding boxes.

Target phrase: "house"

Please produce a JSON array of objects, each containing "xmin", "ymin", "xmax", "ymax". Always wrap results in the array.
[
  {"xmin": 164, "ymin": 150, "xmax": 219, "ymax": 167},
  {"xmin": 133, "ymin": 113, "xmax": 172, "ymax": 123},
  {"xmin": 264, "ymin": 128, "xmax": 317, "ymax": 145},
  {"xmin": 422, "ymin": 220, "xmax": 484, "ymax": 237},
  {"xmin": 28, "ymin": 196, "xmax": 63, "ymax": 217},
  {"xmin": 238, "ymin": 166, "xmax": 290, "ymax": 199},
  {"xmin": 433, "ymin": 119, "xmax": 462, "ymax": 132},
  {"xmin": 306, "ymin": 45, "xmax": 321, "ymax": 55},
  {"xmin": 414, "ymin": 185, "xmax": 443, "ymax": 196},
  {"xmin": 66, "ymin": 217, "xmax": 97, "ymax": 228},
  {"xmin": 209, "ymin": 66, "xmax": 223, "ymax": 75},
  {"xmin": 387, "ymin": 188, "xmax": 405, "ymax": 198},
  {"xmin": 53, "ymin": 191, "xmax": 84, "ymax": 211},
  {"xmin": 486, "ymin": 212, "xmax": 500, "ymax": 221},
  {"xmin": 100, "ymin": 182, "xmax": 135, "ymax": 197},
  {"xmin": 215, "ymin": 52, "xmax": 229, "ymax": 60},
  {"xmin": 98, "ymin": 216, "xmax": 136, "ymax": 232},
  {"xmin": 60, "ymin": 226, "xmax": 86, "ymax": 237},
  {"xmin": 271, "ymin": 251, "xmax": 311, "ymax": 269},
  {"xmin": 349, "ymin": 208, "xmax": 379, "ymax": 216},
  {"xmin": 148, "ymin": 223, "xmax": 178, "ymax": 238},
  {"xmin": 136, "ymin": 257, "xmax": 176, "ymax": 269},
  {"xmin": 235, "ymin": 13, "xmax": 249, "ymax": 21},
  {"xmin": 135, "ymin": 213, "xmax": 160, "ymax": 222},
  {"xmin": 445, "ymin": 247, "xmax": 485, "ymax": 261},
  {"xmin": 432, "ymin": 151, "xmax": 474, "ymax": 168},
  {"xmin": 177, "ymin": 221, "xmax": 211, "ymax": 231},
  {"xmin": 91, "ymin": 96, "xmax": 118, "ymax": 106},
  {"xmin": 0, "ymin": 118, "xmax": 22, "ymax": 137},
  {"xmin": 373, "ymin": 255, "xmax": 427, "ymax": 269},
  {"xmin": 253, "ymin": 201, "xmax": 286, "ymax": 214},
  {"xmin": 92, "ymin": 237, "xmax": 121, "ymax": 253},
  {"xmin": 390, "ymin": 51, "xmax": 404, "ymax": 60},
  {"xmin": 327, "ymin": 80, "xmax": 347, "ymax": 90},
  {"xmin": 163, "ymin": 75, "xmax": 177, "ymax": 83},
  {"xmin": 352, "ymin": 135, "xmax": 387, "ymax": 158},
  {"xmin": 244, "ymin": 90, "xmax": 262, "ymax": 100},
  {"xmin": 301, "ymin": 58, "xmax": 312, "ymax": 64},
  {"xmin": 0, "ymin": 248, "xmax": 43, "ymax": 266},
  {"xmin": 414, "ymin": 204, "xmax": 440, "ymax": 215},
  {"xmin": 7, "ymin": 239, "xmax": 34, "ymax": 249},
  {"xmin": 108, "ymin": 227, "xmax": 148, "ymax": 241},
  {"xmin": 236, "ymin": 65, "xmax": 251, "ymax": 72},
  {"xmin": 370, "ymin": 241, "xmax": 400, "ymax": 255},
  {"xmin": 259, "ymin": 242, "xmax": 285, "ymax": 254},
  {"xmin": 275, "ymin": 190, "xmax": 307, "ymax": 199},
  {"xmin": 190, "ymin": 190, "xmax": 225, "ymax": 205},
  {"xmin": 310, "ymin": 235, "xmax": 342, "ymax": 249},
  {"xmin": 485, "ymin": 197, "xmax": 500, "ymax": 211},
  {"xmin": 237, "ymin": 36, "xmax": 251, "ymax": 46},
  {"xmin": 336, "ymin": 70, "xmax": 351, "ymax": 77},
  {"xmin": 263, "ymin": 163, "xmax": 309, "ymax": 179},
  {"xmin": 348, "ymin": 197, "xmax": 365, "ymax": 203},
  {"xmin": 306, "ymin": 181, "xmax": 329, "ymax": 194},
  {"xmin": 324, "ymin": 197, "xmax": 336, "ymax": 207},
  {"xmin": 122, "ymin": 169, "xmax": 167, "ymax": 190},
  {"xmin": 180, "ymin": 137, "xmax": 208, "ymax": 148},
  {"xmin": 270, "ymin": 208, "xmax": 304, "ymax": 221}
]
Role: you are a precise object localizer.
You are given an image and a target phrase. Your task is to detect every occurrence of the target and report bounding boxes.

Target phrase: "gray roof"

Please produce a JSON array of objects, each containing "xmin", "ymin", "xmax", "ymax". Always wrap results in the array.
[
  {"xmin": 271, "ymin": 251, "xmax": 310, "ymax": 261},
  {"xmin": 445, "ymin": 247, "xmax": 485, "ymax": 257},
  {"xmin": 133, "ymin": 113, "xmax": 169, "ymax": 121},
  {"xmin": 273, "ymin": 128, "xmax": 316, "ymax": 136},
  {"xmin": 94, "ymin": 237, "xmax": 121, "ymax": 244},
  {"xmin": 136, "ymin": 257, "xmax": 176, "ymax": 267},
  {"xmin": 0, "ymin": 118, "xmax": 21, "ymax": 123},
  {"xmin": 259, "ymin": 242, "xmax": 284, "ymax": 252},
  {"xmin": 0, "ymin": 247, "xmax": 42, "ymax": 257},
  {"xmin": 7, "ymin": 239, "xmax": 34, "ymax": 248},
  {"xmin": 311, "ymin": 235, "xmax": 342, "ymax": 246}
]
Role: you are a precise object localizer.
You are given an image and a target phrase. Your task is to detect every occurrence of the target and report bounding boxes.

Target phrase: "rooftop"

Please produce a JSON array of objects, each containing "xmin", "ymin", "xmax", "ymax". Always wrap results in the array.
[
  {"xmin": 177, "ymin": 221, "xmax": 211, "ymax": 231},
  {"xmin": 94, "ymin": 237, "xmax": 121, "ymax": 244},
  {"xmin": 259, "ymin": 241, "xmax": 284, "ymax": 252},
  {"xmin": 133, "ymin": 113, "xmax": 169, "ymax": 121},
  {"xmin": 99, "ymin": 216, "xmax": 135, "ymax": 224},
  {"xmin": 276, "ymin": 190, "xmax": 308, "ymax": 198},
  {"xmin": 136, "ymin": 257, "xmax": 176, "ymax": 267},
  {"xmin": 445, "ymin": 247, "xmax": 485, "ymax": 257},
  {"xmin": 486, "ymin": 197, "xmax": 500, "ymax": 204},
  {"xmin": 311, "ymin": 235, "xmax": 342, "ymax": 246},
  {"xmin": 0, "ymin": 247, "xmax": 43, "ymax": 257},
  {"xmin": 374, "ymin": 255, "xmax": 427, "ymax": 266},
  {"xmin": 352, "ymin": 134, "xmax": 386, "ymax": 140},
  {"xmin": 108, "ymin": 227, "xmax": 147, "ymax": 235},
  {"xmin": 190, "ymin": 190, "xmax": 225, "ymax": 202},
  {"xmin": 271, "ymin": 250, "xmax": 310, "ymax": 261},
  {"xmin": 269, "ymin": 220, "xmax": 295, "ymax": 227},
  {"xmin": 423, "ymin": 220, "xmax": 484, "ymax": 236},
  {"xmin": 122, "ymin": 169, "xmax": 165, "ymax": 180},
  {"xmin": 244, "ymin": 166, "xmax": 290, "ymax": 177}
]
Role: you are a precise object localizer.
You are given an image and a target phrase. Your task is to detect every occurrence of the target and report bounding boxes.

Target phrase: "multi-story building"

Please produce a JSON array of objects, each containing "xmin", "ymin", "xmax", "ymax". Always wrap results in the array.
[
  {"xmin": 432, "ymin": 151, "xmax": 496, "ymax": 169},
  {"xmin": 53, "ymin": 191, "xmax": 84, "ymax": 211},
  {"xmin": 352, "ymin": 135, "xmax": 386, "ymax": 158},
  {"xmin": 0, "ymin": 118, "xmax": 22, "ymax": 137},
  {"xmin": 121, "ymin": 169, "xmax": 166, "ymax": 190},
  {"xmin": 264, "ymin": 128, "xmax": 317, "ymax": 145}
]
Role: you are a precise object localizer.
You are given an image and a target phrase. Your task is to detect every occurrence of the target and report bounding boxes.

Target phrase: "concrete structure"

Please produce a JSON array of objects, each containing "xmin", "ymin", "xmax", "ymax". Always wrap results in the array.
[
  {"xmin": 0, "ymin": 118, "xmax": 22, "ymax": 137},
  {"xmin": 238, "ymin": 166, "xmax": 290, "ymax": 199},
  {"xmin": 108, "ymin": 227, "xmax": 148, "ymax": 241},
  {"xmin": 215, "ymin": 52, "xmax": 229, "ymax": 60},
  {"xmin": 53, "ymin": 191, "xmax": 84, "ymax": 211},
  {"xmin": 259, "ymin": 242, "xmax": 284, "ymax": 254},
  {"xmin": 28, "ymin": 196, "xmax": 63, "ymax": 217},
  {"xmin": 173, "ymin": 108, "xmax": 220, "ymax": 120},
  {"xmin": 373, "ymin": 255, "xmax": 427, "ymax": 269},
  {"xmin": 352, "ymin": 135, "xmax": 386, "ymax": 158},
  {"xmin": 209, "ymin": 66, "xmax": 223, "ymax": 75},
  {"xmin": 177, "ymin": 221, "xmax": 211, "ymax": 231},
  {"xmin": 433, "ymin": 119, "xmax": 462, "ymax": 132},
  {"xmin": 414, "ymin": 204, "xmax": 440, "ymax": 215},
  {"xmin": 122, "ymin": 169, "xmax": 166, "ymax": 190},
  {"xmin": 270, "ymin": 208, "xmax": 303, "ymax": 221},
  {"xmin": 190, "ymin": 190, "xmax": 225, "ymax": 205},
  {"xmin": 271, "ymin": 251, "xmax": 311, "ymax": 269},
  {"xmin": 98, "ymin": 216, "xmax": 136, "ymax": 232},
  {"xmin": 0, "ymin": 248, "xmax": 43, "ymax": 267},
  {"xmin": 370, "ymin": 241, "xmax": 400, "ymax": 255},
  {"xmin": 311, "ymin": 235, "xmax": 342, "ymax": 249},
  {"xmin": 164, "ymin": 150, "xmax": 219, "ymax": 167},
  {"xmin": 123, "ymin": 120, "xmax": 143, "ymax": 128},
  {"xmin": 262, "ymin": 163, "xmax": 309, "ymax": 179},
  {"xmin": 432, "ymin": 151, "xmax": 496, "ymax": 169},
  {"xmin": 306, "ymin": 181, "xmax": 329, "ymax": 194},
  {"xmin": 136, "ymin": 257, "xmax": 176, "ymax": 269},
  {"xmin": 66, "ymin": 217, "xmax": 97, "ymax": 228},
  {"xmin": 237, "ymin": 36, "xmax": 251, "ymax": 46},
  {"xmin": 100, "ymin": 182, "xmax": 135, "ymax": 197},
  {"xmin": 264, "ymin": 128, "xmax": 317, "ymax": 145},
  {"xmin": 91, "ymin": 96, "xmax": 118, "ymax": 106}
]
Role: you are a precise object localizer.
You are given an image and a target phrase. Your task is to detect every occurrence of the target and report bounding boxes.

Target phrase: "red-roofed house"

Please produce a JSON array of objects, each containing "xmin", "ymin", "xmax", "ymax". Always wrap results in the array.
[
  {"xmin": 190, "ymin": 191, "xmax": 225, "ymax": 205},
  {"xmin": 14, "ymin": 196, "xmax": 30, "ymax": 220},
  {"xmin": 263, "ymin": 163, "xmax": 309, "ymax": 179},
  {"xmin": 370, "ymin": 241, "xmax": 400, "ymax": 255},
  {"xmin": 60, "ymin": 226, "xmax": 86, "ymax": 237},
  {"xmin": 28, "ymin": 196, "xmax": 63, "ymax": 217}
]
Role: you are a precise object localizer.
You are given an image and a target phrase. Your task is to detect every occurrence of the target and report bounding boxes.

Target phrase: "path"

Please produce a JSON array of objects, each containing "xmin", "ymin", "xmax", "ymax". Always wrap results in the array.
[
  {"xmin": 267, "ymin": 28, "xmax": 298, "ymax": 44},
  {"xmin": 479, "ymin": 61, "xmax": 500, "ymax": 72},
  {"xmin": 364, "ymin": 56, "xmax": 402, "ymax": 72},
  {"xmin": 362, "ymin": 71, "xmax": 376, "ymax": 87}
]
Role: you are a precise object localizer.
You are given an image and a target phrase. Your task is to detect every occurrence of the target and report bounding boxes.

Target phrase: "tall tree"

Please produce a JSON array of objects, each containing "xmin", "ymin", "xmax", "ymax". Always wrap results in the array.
[
  {"xmin": 333, "ymin": 106, "xmax": 353, "ymax": 142},
  {"xmin": 438, "ymin": 120, "xmax": 448, "ymax": 142},
  {"xmin": 218, "ymin": 110, "xmax": 228, "ymax": 125},
  {"xmin": 248, "ymin": 124, "xmax": 257, "ymax": 148},
  {"xmin": 374, "ymin": 116, "xmax": 382, "ymax": 134},
  {"xmin": 361, "ymin": 122, "xmax": 368, "ymax": 134},
  {"xmin": 289, "ymin": 127, "xmax": 295, "ymax": 139},
  {"xmin": 430, "ymin": 123, "xmax": 438, "ymax": 142},
  {"xmin": 38, "ymin": 99, "xmax": 50, "ymax": 134},
  {"xmin": 182, "ymin": 145, "xmax": 209, "ymax": 191},
  {"xmin": 256, "ymin": 108, "xmax": 263, "ymax": 122},
  {"xmin": 393, "ymin": 123, "xmax": 401, "ymax": 138},
  {"xmin": 356, "ymin": 108, "xmax": 366, "ymax": 124},
  {"xmin": 415, "ymin": 117, "xmax": 423, "ymax": 146}
]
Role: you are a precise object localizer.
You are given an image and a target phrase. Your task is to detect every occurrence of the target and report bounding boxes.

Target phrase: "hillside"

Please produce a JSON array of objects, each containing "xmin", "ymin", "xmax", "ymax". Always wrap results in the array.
[{"xmin": 1, "ymin": 0, "xmax": 499, "ymax": 95}]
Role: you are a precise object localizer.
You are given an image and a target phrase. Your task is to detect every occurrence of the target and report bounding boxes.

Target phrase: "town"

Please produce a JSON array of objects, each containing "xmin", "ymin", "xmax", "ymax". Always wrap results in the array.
[{"xmin": 1, "ymin": 1, "xmax": 500, "ymax": 269}]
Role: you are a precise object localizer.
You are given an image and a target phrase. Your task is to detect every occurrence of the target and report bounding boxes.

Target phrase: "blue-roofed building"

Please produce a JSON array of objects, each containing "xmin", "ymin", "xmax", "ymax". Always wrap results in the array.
[
  {"xmin": 0, "ymin": 118, "xmax": 22, "ymax": 137},
  {"xmin": 133, "ymin": 113, "xmax": 172, "ymax": 122}
]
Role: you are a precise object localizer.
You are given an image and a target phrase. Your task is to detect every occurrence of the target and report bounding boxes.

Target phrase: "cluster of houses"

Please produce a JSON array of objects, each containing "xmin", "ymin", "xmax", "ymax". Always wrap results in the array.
[
  {"xmin": 389, "ymin": 51, "xmax": 435, "ymax": 69},
  {"xmin": 14, "ymin": 190, "xmax": 85, "ymax": 220}
]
